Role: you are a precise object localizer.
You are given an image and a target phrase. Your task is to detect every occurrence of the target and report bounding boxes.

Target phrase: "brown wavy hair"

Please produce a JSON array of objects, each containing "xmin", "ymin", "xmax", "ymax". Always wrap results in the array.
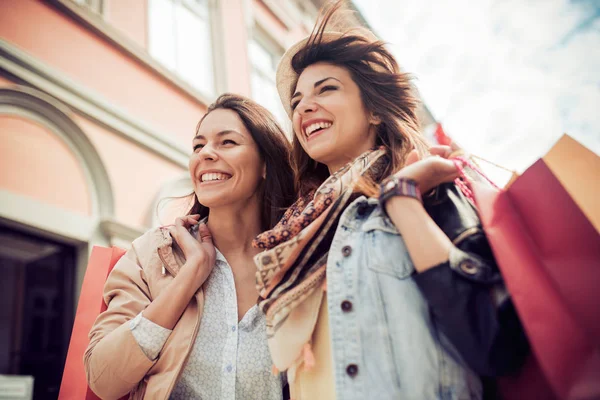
[
  {"xmin": 186, "ymin": 93, "xmax": 296, "ymax": 230},
  {"xmin": 290, "ymin": 0, "xmax": 429, "ymax": 197}
]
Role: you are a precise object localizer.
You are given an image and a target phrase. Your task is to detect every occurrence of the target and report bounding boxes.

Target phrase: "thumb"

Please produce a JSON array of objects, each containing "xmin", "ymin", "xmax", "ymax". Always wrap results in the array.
[
  {"xmin": 405, "ymin": 149, "xmax": 420, "ymax": 166},
  {"xmin": 428, "ymin": 145, "xmax": 453, "ymax": 159},
  {"xmin": 198, "ymin": 223, "xmax": 213, "ymax": 245}
]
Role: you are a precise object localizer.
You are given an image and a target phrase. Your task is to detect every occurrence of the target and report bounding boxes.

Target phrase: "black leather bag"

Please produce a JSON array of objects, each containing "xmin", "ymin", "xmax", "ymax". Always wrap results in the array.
[
  {"xmin": 423, "ymin": 182, "xmax": 503, "ymax": 285},
  {"xmin": 419, "ymin": 181, "xmax": 529, "ymax": 378}
]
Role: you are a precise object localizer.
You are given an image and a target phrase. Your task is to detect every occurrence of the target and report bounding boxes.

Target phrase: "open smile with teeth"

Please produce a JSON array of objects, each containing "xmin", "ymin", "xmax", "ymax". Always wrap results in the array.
[
  {"xmin": 201, "ymin": 172, "xmax": 232, "ymax": 183},
  {"xmin": 304, "ymin": 121, "xmax": 332, "ymax": 137}
]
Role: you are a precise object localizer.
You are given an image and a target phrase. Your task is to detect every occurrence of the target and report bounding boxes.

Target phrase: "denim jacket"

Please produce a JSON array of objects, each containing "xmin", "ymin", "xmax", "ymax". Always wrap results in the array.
[{"xmin": 326, "ymin": 195, "xmax": 483, "ymax": 400}]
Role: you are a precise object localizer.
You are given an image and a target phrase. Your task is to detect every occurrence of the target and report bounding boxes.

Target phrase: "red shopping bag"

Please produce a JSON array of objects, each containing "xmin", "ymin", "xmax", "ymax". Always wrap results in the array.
[
  {"xmin": 470, "ymin": 135, "xmax": 600, "ymax": 400},
  {"xmin": 58, "ymin": 246, "xmax": 126, "ymax": 400}
]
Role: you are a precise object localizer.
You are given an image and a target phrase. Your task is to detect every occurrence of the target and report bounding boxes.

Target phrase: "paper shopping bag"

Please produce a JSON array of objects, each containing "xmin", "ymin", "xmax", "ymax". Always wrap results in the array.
[
  {"xmin": 472, "ymin": 135, "xmax": 600, "ymax": 400},
  {"xmin": 58, "ymin": 246, "xmax": 126, "ymax": 400},
  {"xmin": 542, "ymin": 134, "xmax": 600, "ymax": 233}
]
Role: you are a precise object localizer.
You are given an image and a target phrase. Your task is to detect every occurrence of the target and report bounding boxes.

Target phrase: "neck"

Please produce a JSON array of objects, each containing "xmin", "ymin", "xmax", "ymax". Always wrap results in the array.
[
  {"xmin": 206, "ymin": 195, "xmax": 263, "ymax": 260},
  {"xmin": 327, "ymin": 160, "xmax": 346, "ymax": 175},
  {"xmin": 325, "ymin": 134, "xmax": 377, "ymax": 174},
  {"xmin": 326, "ymin": 151, "xmax": 364, "ymax": 174}
]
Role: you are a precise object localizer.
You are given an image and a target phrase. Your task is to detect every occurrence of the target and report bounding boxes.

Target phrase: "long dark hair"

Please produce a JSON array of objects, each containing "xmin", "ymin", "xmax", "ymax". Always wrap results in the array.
[
  {"xmin": 187, "ymin": 93, "xmax": 296, "ymax": 230},
  {"xmin": 290, "ymin": 0, "xmax": 429, "ymax": 197}
]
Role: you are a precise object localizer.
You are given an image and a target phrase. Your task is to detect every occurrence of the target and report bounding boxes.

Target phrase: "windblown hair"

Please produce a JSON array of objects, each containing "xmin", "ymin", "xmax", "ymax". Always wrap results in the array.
[
  {"xmin": 290, "ymin": 0, "xmax": 429, "ymax": 196},
  {"xmin": 187, "ymin": 93, "xmax": 296, "ymax": 231}
]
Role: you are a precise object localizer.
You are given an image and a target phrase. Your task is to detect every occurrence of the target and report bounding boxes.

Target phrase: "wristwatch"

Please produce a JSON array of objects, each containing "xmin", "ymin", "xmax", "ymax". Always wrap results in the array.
[{"xmin": 379, "ymin": 176, "xmax": 422, "ymax": 215}]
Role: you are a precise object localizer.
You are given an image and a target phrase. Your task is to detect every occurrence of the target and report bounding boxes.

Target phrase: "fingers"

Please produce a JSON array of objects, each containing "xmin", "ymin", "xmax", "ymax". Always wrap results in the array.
[
  {"xmin": 436, "ymin": 158, "xmax": 460, "ymax": 182},
  {"xmin": 168, "ymin": 225, "xmax": 180, "ymax": 244},
  {"xmin": 169, "ymin": 221, "xmax": 188, "ymax": 240},
  {"xmin": 175, "ymin": 215, "xmax": 200, "ymax": 227},
  {"xmin": 428, "ymin": 145, "xmax": 453, "ymax": 159},
  {"xmin": 170, "ymin": 215, "xmax": 201, "ymax": 243},
  {"xmin": 198, "ymin": 223, "xmax": 213, "ymax": 245},
  {"xmin": 405, "ymin": 149, "xmax": 420, "ymax": 166}
]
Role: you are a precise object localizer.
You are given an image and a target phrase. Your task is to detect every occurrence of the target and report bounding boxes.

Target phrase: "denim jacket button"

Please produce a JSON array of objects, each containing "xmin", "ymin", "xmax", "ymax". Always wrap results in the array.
[
  {"xmin": 342, "ymin": 245, "xmax": 352, "ymax": 257},
  {"xmin": 356, "ymin": 204, "xmax": 368, "ymax": 217},
  {"xmin": 346, "ymin": 364, "xmax": 359, "ymax": 377},
  {"xmin": 341, "ymin": 300, "xmax": 353, "ymax": 312},
  {"xmin": 459, "ymin": 260, "xmax": 478, "ymax": 275}
]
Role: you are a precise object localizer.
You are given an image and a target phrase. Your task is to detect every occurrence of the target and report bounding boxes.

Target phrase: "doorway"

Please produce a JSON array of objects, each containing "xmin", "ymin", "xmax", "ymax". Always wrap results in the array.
[{"xmin": 0, "ymin": 224, "xmax": 76, "ymax": 399}]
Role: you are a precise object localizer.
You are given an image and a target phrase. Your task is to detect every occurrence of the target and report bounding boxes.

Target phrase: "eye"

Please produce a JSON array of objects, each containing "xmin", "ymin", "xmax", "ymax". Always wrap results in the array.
[
  {"xmin": 319, "ymin": 85, "xmax": 338, "ymax": 94},
  {"xmin": 222, "ymin": 139, "xmax": 237, "ymax": 146},
  {"xmin": 193, "ymin": 143, "xmax": 204, "ymax": 152},
  {"xmin": 291, "ymin": 100, "xmax": 300, "ymax": 111}
]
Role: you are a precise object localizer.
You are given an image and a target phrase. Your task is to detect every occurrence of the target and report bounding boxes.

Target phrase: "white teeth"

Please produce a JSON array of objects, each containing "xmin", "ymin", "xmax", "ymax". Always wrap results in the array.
[
  {"xmin": 201, "ymin": 172, "xmax": 231, "ymax": 182},
  {"xmin": 304, "ymin": 121, "xmax": 332, "ymax": 136}
]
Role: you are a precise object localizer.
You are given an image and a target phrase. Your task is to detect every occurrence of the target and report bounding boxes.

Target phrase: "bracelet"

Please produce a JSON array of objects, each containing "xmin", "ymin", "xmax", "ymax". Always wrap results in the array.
[{"xmin": 379, "ymin": 176, "xmax": 422, "ymax": 216}]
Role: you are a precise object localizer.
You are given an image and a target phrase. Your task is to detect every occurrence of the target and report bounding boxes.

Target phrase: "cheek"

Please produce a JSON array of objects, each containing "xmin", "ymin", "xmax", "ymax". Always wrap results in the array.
[
  {"xmin": 292, "ymin": 114, "xmax": 303, "ymax": 138},
  {"xmin": 341, "ymin": 103, "xmax": 370, "ymax": 134},
  {"xmin": 238, "ymin": 150, "xmax": 264, "ymax": 184},
  {"xmin": 188, "ymin": 155, "xmax": 199, "ymax": 181}
]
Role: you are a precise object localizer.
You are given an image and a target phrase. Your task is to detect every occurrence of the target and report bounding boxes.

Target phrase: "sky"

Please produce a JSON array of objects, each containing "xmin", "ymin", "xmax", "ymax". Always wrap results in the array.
[{"xmin": 353, "ymin": 0, "xmax": 600, "ymax": 172}]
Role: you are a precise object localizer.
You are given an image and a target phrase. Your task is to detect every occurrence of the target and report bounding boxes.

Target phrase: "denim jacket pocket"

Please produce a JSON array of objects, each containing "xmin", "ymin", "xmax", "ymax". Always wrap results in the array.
[{"xmin": 362, "ymin": 214, "xmax": 415, "ymax": 279}]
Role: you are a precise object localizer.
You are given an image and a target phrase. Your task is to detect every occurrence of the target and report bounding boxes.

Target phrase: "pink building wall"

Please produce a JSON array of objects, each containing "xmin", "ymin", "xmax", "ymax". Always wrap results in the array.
[
  {"xmin": 0, "ymin": 0, "xmax": 314, "ymax": 244},
  {"xmin": 0, "ymin": 0, "xmax": 205, "ymax": 146},
  {"xmin": 76, "ymin": 115, "xmax": 184, "ymax": 227},
  {"xmin": 0, "ymin": 114, "xmax": 91, "ymax": 216},
  {"xmin": 106, "ymin": 0, "xmax": 149, "ymax": 47}
]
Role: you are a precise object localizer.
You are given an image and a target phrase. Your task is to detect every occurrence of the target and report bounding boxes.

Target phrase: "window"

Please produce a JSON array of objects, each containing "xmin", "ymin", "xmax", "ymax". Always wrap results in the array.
[
  {"xmin": 72, "ymin": 0, "xmax": 103, "ymax": 14},
  {"xmin": 148, "ymin": 0, "xmax": 215, "ymax": 96},
  {"xmin": 249, "ymin": 36, "xmax": 288, "ymax": 128}
]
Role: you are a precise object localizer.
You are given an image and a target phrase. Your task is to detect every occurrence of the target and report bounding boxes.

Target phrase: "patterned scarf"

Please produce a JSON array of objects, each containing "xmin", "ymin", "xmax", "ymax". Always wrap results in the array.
[{"xmin": 252, "ymin": 147, "xmax": 388, "ymax": 371}]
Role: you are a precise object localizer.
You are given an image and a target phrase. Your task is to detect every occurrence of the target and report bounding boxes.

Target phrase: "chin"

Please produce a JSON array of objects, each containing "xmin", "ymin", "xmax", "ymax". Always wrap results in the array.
[
  {"xmin": 307, "ymin": 148, "xmax": 346, "ymax": 170},
  {"xmin": 305, "ymin": 142, "xmax": 336, "ymax": 164},
  {"xmin": 195, "ymin": 192, "xmax": 229, "ymax": 208}
]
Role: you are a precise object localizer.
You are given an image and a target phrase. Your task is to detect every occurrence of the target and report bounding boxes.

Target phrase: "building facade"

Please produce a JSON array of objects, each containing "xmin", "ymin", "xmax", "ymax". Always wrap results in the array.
[
  {"xmin": 0, "ymin": 0, "xmax": 323, "ymax": 397},
  {"xmin": 0, "ymin": 1, "xmax": 437, "ymax": 398}
]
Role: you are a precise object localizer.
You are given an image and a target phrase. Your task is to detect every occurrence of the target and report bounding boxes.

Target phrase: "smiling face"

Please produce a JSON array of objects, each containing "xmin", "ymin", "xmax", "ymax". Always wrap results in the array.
[
  {"xmin": 290, "ymin": 62, "xmax": 379, "ymax": 172},
  {"xmin": 189, "ymin": 108, "xmax": 265, "ymax": 209}
]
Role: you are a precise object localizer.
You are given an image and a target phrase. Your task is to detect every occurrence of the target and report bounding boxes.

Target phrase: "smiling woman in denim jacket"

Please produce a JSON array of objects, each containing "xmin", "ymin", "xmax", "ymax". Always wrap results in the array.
[
  {"xmin": 252, "ymin": 2, "xmax": 528, "ymax": 400},
  {"xmin": 84, "ymin": 94, "xmax": 295, "ymax": 399}
]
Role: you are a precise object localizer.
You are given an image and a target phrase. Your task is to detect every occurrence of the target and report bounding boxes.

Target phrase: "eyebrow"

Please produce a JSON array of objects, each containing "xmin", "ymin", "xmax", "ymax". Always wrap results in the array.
[
  {"xmin": 194, "ymin": 129, "xmax": 243, "ymax": 141},
  {"xmin": 291, "ymin": 77, "xmax": 342, "ymax": 101}
]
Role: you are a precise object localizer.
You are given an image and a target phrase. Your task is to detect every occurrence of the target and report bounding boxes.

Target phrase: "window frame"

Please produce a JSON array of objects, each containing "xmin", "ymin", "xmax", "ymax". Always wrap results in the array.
[
  {"xmin": 71, "ymin": 0, "xmax": 104, "ymax": 16},
  {"xmin": 248, "ymin": 25, "xmax": 288, "ymax": 128},
  {"xmin": 147, "ymin": 0, "xmax": 223, "ymax": 98}
]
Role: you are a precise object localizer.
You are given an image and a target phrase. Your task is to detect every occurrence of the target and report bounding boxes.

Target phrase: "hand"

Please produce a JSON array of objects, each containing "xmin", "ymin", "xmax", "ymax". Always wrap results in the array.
[
  {"xmin": 395, "ymin": 145, "xmax": 459, "ymax": 194},
  {"xmin": 168, "ymin": 215, "xmax": 216, "ymax": 289}
]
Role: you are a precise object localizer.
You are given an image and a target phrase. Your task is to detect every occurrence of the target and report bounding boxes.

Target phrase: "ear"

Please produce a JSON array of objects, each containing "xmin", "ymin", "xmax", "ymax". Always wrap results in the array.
[{"xmin": 369, "ymin": 113, "xmax": 382, "ymax": 126}]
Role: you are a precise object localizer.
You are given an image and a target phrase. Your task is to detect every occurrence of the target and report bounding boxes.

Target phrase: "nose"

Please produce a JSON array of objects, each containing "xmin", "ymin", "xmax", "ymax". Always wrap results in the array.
[
  {"xmin": 296, "ymin": 97, "xmax": 318, "ymax": 115},
  {"xmin": 198, "ymin": 144, "xmax": 218, "ymax": 161}
]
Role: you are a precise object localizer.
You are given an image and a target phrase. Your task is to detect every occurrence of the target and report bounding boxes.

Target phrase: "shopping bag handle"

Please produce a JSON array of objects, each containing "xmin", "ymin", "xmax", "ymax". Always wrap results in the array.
[{"xmin": 451, "ymin": 156, "xmax": 501, "ymax": 203}]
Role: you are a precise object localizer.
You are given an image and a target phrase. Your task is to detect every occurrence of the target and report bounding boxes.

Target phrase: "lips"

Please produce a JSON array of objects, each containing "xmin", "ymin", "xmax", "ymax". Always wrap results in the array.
[
  {"xmin": 200, "ymin": 172, "xmax": 232, "ymax": 183},
  {"xmin": 301, "ymin": 119, "xmax": 333, "ymax": 139}
]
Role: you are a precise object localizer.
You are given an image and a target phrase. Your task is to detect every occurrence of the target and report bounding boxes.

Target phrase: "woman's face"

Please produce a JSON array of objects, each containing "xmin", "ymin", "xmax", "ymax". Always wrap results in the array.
[
  {"xmin": 291, "ymin": 62, "xmax": 378, "ymax": 172},
  {"xmin": 189, "ymin": 109, "xmax": 265, "ymax": 209}
]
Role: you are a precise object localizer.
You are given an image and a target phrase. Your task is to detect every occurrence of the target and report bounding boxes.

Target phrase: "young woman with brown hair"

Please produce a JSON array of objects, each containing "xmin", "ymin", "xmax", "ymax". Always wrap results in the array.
[
  {"xmin": 85, "ymin": 94, "xmax": 295, "ymax": 399},
  {"xmin": 253, "ymin": 3, "xmax": 527, "ymax": 399}
]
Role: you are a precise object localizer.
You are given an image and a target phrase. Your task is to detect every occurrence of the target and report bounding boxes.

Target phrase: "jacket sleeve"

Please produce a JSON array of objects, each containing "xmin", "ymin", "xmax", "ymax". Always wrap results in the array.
[
  {"xmin": 84, "ymin": 248, "xmax": 156, "ymax": 399},
  {"xmin": 413, "ymin": 247, "xmax": 530, "ymax": 377}
]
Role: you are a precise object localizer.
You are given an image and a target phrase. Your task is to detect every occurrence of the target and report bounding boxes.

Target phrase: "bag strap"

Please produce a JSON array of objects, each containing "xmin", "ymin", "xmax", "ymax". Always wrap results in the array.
[{"xmin": 451, "ymin": 156, "xmax": 501, "ymax": 203}]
